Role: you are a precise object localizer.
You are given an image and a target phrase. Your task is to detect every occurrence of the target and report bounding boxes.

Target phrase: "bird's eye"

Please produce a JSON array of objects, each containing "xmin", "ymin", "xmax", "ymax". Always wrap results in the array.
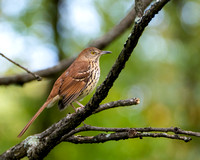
[{"xmin": 91, "ymin": 51, "xmax": 95, "ymax": 54}]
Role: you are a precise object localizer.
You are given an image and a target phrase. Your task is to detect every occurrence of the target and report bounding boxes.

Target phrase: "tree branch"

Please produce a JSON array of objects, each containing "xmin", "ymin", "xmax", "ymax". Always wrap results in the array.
[
  {"xmin": 0, "ymin": 58, "xmax": 74, "ymax": 85},
  {"xmin": 93, "ymin": 97, "xmax": 140, "ymax": 114},
  {"xmin": 0, "ymin": 53, "xmax": 42, "ymax": 81},
  {"xmin": 62, "ymin": 124, "xmax": 200, "ymax": 143},
  {"xmin": 0, "ymin": 0, "xmax": 153, "ymax": 86},
  {"xmin": 74, "ymin": 125, "xmax": 200, "ymax": 137},
  {"xmin": 65, "ymin": 132, "xmax": 192, "ymax": 144}
]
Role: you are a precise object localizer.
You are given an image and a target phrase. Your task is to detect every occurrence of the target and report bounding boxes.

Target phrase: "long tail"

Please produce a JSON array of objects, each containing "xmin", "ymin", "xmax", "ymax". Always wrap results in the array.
[
  {"xmin": 18, "ymin": 95, "xmax": 61, "ymax": 138},
  {"xmin": 17, "ymin": 101, "xmax": 50, "ymax": 138}
]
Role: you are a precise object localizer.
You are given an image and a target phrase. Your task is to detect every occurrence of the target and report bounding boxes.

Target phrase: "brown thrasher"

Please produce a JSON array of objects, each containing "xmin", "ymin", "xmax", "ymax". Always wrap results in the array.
[{"xmin": 18, "ymin": 47, "xmax": 111, "ymax": 137}]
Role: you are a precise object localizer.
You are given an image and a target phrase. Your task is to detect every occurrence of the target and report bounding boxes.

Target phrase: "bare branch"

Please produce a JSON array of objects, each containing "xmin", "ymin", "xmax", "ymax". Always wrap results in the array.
[
  {"xmin": 65, "ymin": 132, "xmax": 192, "ymax": 144},
  {"xmin": 61, "ymin": 125, "xmax": 198, "ymax": 144},
  {"xmin": 0, "ymin": 53, "xmax": 42, "ymax": 81},
  {"xmin": 61, "ymin": 125, "xmax": 200, "ymax": 141},
  {"xmin": 0, "ymin": 58, "xmax": 74, "ymax": 85},
  {"xmin": 93, "ymin": 97, "xmax": 140, "ymax": 114}
]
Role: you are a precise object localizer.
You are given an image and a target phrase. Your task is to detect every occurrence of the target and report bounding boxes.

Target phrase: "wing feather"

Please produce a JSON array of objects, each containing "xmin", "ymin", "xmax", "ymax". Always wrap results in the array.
[{"xmin": 48, "ymin": 60, "xmax": 90, "ymax": 110}]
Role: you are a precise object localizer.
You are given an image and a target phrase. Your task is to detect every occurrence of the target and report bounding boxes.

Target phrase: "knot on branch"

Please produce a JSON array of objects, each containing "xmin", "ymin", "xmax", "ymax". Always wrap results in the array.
[
  {"xmin": 174, "ymin": 127, "xmax": 180, "ymax": 134},
  {"xmin": 128, "ymin": 129, "xmax": 138, "ymax": 138}
]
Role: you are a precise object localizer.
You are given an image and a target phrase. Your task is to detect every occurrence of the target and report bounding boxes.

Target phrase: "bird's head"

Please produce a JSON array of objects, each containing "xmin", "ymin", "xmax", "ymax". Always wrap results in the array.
[{"xmin": 79, "ymin": 47, "xmax": 111, "ymax": 61}]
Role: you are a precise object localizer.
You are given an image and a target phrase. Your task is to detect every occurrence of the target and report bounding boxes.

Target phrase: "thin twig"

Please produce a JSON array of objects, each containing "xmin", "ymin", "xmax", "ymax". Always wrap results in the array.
[
  {"xmin": 0, "ymin": 53, "xmax": 42, "ymax": 81},
  {"xmin": 61, "ymin": 125, "xmax": 197, "ymax": 143},
  {"xmin": 94, "ymin": 97, "xmax": 140, "ymax": 114},
  {"xmin": 61, "ymin": 125, "xmax": 200, "ymax": 141},
  {"xmin": 67, "ymin": 124, "xmax": 200, "ymax": 137},
  {"xmin": 0, "ymin": 58, "xmax": 74, "ymax": 85}
]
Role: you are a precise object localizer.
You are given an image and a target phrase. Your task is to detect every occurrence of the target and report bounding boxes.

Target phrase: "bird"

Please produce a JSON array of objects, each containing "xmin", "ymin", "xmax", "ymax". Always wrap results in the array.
[{"xmin": 17, "ymin": 47, "xmax": 111, "ymax": 138}]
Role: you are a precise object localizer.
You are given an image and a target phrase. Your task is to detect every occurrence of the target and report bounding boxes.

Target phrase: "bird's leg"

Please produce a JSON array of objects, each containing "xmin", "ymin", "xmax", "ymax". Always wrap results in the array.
[
  {"xmin": 71, "ymin": 103, "xmax": 77, "ymax": 112},
  {"xmin": 75, "ymin": 100, "xmax": 85, "ymax": 108},
  {"xmin": 70, "ymin": 101, "xmax": 84, "ymax": 112},
  {"xmin": 71, "ymin": 102, "xmax": 86, "ymax": 125}
]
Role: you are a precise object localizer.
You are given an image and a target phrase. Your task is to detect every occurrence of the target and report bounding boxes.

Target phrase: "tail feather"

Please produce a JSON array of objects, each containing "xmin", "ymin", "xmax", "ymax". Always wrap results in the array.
[{"xmin": 18, "ymin": 95, "xmax": 61, "ymax": 138}]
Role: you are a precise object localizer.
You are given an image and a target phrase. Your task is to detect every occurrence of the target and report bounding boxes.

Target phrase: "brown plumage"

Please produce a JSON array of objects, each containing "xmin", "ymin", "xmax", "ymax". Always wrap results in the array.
[{"xmin": 17, "ymin": 47, "xmax": 111, "ymax": 138}]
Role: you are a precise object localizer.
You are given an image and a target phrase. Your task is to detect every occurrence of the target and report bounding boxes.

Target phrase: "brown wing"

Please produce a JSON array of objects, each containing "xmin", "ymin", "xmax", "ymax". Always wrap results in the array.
[{"xmin": 47, "ymin": 60, "xmax": 90, "ymax": 110}]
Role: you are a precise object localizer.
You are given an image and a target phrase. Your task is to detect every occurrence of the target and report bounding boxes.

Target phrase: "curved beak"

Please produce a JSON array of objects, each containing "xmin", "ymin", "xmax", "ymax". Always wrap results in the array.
[{"xmin": 101, "ymin": 50, "xmax": 112, "ymax": 55}]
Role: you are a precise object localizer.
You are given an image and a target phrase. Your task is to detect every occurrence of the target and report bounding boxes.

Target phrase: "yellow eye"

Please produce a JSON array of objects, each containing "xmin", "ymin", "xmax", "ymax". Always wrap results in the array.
[{"xmin": 91, "ymin": 51, "xmax": 95, "ymax": 54}]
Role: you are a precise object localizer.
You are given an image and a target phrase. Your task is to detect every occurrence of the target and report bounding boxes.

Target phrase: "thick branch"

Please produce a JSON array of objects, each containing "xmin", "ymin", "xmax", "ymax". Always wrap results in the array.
[{"xmin": 0, "ymin": 0, "xmax": 153, "ymax": 86}]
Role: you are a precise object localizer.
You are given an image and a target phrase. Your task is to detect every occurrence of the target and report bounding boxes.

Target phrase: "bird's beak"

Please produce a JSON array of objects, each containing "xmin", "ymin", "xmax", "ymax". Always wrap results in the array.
[{"xmin": 101, "ymin": 50, "xmax": 112, "ymax": 55}]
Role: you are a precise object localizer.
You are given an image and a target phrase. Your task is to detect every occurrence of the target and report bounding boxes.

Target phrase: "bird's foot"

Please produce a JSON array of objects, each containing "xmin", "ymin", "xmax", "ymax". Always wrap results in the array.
[
  {"xmin": 75, "ymin": 107, "xmax": 83, "ymax": 112},
  {"xmin": 75, "ymin": 100, "xmax": 85, "ymax": 112}
]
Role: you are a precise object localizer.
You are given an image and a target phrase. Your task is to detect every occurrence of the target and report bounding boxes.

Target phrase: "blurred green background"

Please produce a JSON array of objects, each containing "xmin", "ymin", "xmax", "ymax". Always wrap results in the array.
[{"xmin": 0, "ymin": 0, "xmax": 200, "ymax": 159}]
